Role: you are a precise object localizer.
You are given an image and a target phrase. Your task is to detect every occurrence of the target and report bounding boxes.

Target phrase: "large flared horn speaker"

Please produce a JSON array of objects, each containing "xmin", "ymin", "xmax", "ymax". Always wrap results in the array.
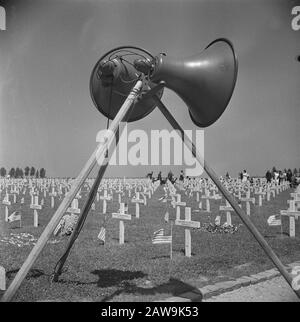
[
  {"xmin": 149, "ymin": 38, "xmax": 238, "ymax": 127},
  {"xmin": 90, "ymin": 46, "xmax": 163, "ymax": 122}
]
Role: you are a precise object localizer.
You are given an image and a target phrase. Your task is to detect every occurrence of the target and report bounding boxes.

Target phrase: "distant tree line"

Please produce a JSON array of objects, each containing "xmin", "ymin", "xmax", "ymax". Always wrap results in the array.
[{"xmin": 0, "ymin": 166, "xmax": 46, "ymax": 178}]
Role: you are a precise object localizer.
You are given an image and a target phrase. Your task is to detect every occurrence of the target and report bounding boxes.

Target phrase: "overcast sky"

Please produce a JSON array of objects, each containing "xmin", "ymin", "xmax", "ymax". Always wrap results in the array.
[{"xmin": 0, "ymin": 0, "xmax": 299, "ymax": 178}]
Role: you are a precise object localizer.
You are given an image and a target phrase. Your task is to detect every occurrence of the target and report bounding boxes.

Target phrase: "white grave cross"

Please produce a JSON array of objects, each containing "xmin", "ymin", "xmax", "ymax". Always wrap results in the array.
[
  {"xmin": 112, "ymin": 203, "xmax": 131, "ymax": 244},
  {"xmin": 255, "ymin": 188, "xmax": 266, "ymax": 207},
  {"xmin": 201, "ymin": 190, "xmax": 213, "ymax": 212},
  {"xmin": 131, "ymin": 192, "xmax": 145, "ymax": 218},
  {"xmin": 175, "ymin": 207, "xmax": 200, "ymax": 257},
  {"xmin": 171, "ymin": 194, "xmax": 186, "ymax": 220},
  {"xmin": 30, "ymin": 195, "xmax": 42, "ymax": 227},
  {"xmin": 2, "ymin": 194, "xmax": 11, "ymax": 222},
  {"xmin": 219, "ymin": 200, "xmax": 234, "ymax": 226},
  {"xmin": 67, "ymin": 198, "xmax": 81, "ymax": 215},
  {"xmin": 240, "ymin": 190, "xmax": 255, "ymax": 216},
  {"xmin": 280, "ymin": 200, "xmax": 300, "ymax": 238},
  {"xmin": 11, "ymin": 186, "xmax": 18, "ymax": 203},
  {"xmin": 49, "ymin": 188, "xmax": 57, "ymax": 208},
  {"xmin": 100, "ymin": 190, "xmax": 112, "ymax": 214}
]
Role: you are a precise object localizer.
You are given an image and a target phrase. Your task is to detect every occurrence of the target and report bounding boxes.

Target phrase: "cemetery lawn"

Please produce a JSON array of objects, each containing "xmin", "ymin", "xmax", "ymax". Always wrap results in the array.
[{"xmin": 1, "ymin": 185, "xmax": 300, "ymax": 302}]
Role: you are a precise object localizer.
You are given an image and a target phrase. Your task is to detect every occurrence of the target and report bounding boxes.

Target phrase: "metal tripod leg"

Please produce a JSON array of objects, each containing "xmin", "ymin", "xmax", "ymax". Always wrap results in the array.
[{"xmin": 153, "ymin": 95, "xmax": 300, "ymax": 299}]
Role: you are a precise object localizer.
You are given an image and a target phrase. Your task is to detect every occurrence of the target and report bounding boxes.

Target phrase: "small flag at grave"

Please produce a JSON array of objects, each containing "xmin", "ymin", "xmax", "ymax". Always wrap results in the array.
[
  {"xmin": 164, "ymin": 211, "xmax": 169, "ymax": 223},
  {"xmin": 97, "ymin": 226, "xmax": 106, "ymax": 244},
  {"xmin": 7, "ymin": 211, "xmax": 21, "ymax": 223},
  {"xmin": 152, "ymin": 229, "xmax": 172, "ymax": 244},
  {"xmin": 267, "ymin": 215, "xmax": 281, "ymax": 226}
]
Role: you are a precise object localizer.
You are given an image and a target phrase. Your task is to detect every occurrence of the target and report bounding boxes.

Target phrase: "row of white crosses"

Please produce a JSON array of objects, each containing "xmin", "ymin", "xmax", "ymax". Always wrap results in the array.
[
  {"xmin": 175, "ymin": 179, "xmax": 222, "ymax": 213},
  {"xmin": 2, "ymin": 180, "xmax": 71, "ymax": 227},
  {"xmin": 0, "ymin": 176, "xmax": 156, "ymax": 233},
  {"xmin": 1, "ymin": 176, "xmax": 286, "ymax": 221},
  {"xmin": 2, "ymin": 192, "xmax": 42, "ymax": 228},
  {"xmin": 256, "ymin": 181, "xmax": 289, "ymax": 206},
  {"xmin": 1, "ymin": 177, "xmax": 157, "ymax": 198},
  {"xmin": 179, "ymin": 178, "xmax": 290, "ymax": 227},
  {"xmin": 0, "ymin": 178, "xmax": 64, "ymax": 212},
  {"xmin": 280, "ymin": 188, "xmax": 300, "ymax": 238},
  {"xmin": 100, "ymin": 178, "xmax": 158, "ymax": 244},
  {"xmin": 180, "ymin": 179, "xmax": 226, "ymax": 212},
  {"xmin": 3, "ymin": 176, "xmax": 289, "ymax": 226},
  {"xmin": 1, "ymin": 175, "xmax": 287, "ymax": 203}
]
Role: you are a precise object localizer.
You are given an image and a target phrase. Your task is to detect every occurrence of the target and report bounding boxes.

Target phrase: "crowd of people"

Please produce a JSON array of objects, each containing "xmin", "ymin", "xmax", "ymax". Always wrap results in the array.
[
  {"xmin": 265, "ymin": 168, "xmax": 298, "ymax": 187},
  {"xmin": 146, "ymin": 167, "xmax": 299, "ymax": 188},
  {"xmin": 234, "ymin": 168, "xmax": 299, "ymax": 187},
  {"xmin": 146, "ymin": 170, "xmax": 180, "ymax": 184}
]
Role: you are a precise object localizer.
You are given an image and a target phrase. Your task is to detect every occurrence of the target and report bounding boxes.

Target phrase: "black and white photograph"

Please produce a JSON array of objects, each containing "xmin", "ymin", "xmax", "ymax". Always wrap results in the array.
[{"xmin": 0, "ymin": 0, "xmax": 300, "ymax": 306}]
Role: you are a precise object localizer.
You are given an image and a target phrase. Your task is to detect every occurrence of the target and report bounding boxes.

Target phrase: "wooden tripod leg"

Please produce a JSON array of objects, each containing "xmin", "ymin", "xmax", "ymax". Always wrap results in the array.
[
  {"xmin": 1, "ymin": 80, "xmax": 143, "ymax": 302},
  {"xmin": 52, "ymin": 122, "xmax": 126, "ymax": 281},
  {"xmin": 52, "ymin": 162, "xmax": 108, "ymax": 282},
  {"xmin": 153, "ymin": 95, "xmax": 300, "ymax": 300}
]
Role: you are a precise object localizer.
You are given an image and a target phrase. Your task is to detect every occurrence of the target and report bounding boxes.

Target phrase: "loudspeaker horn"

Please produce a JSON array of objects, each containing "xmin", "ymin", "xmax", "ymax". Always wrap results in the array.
[{"xmin": 136, "ymin": 38, "xmax": 238, "ymax": 127}]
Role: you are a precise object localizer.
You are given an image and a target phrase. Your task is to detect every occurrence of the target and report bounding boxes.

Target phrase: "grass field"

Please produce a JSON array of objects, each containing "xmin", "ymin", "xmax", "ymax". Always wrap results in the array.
[{"xmin": 0, "ymin": 184, "xmax": 299, "ymax": 302}]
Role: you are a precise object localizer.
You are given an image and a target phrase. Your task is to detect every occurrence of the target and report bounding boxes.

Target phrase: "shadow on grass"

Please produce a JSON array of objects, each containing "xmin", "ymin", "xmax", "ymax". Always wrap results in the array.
[
  {"xmin": 264, "ymin": 232, "xmax": 290, "ymax": 239},
  {"xmin": 101, "ymin": 277, "xmax": 203, "ymax": 302},
  {"xmin": 56, "ymin": 269, "xmax": 202, "ymax": 302},
  {"xmin": 150, "ymin": 254, "xmax": 170, "ymax": 259},
  {"xmin": 178, "ymin": 249, "xmax": 196, "ymax": 256},
  {"xmin": 57, "ymin": 269, "xmax": 146, "ymax": 288},
  {"xmin": 91, "ymin": 269, "xmax": 146, "ymax": 287},
  {"xmin": 111, "ymin": 238, "xmax": 129, "ymax": 244}
]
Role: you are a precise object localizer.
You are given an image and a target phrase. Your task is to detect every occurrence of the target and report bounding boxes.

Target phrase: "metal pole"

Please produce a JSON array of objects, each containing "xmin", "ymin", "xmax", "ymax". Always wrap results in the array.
[
  {"xmin": 153, "ymin": 95, "xmax": 300, "ymax": 299},
  {"xmin": 1, "ymin": 80, "xmax": 143, "ymax": 302}
]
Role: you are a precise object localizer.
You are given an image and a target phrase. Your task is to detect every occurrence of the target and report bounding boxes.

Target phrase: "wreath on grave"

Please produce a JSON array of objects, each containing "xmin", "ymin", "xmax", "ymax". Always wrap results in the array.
[
  {"xmin": 199, "ymin": 222, "xmax": 239, "ymax": 234},
  {"xmin": 54, "ymin": 214, "xmax": 79, "ymax": 236}
]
